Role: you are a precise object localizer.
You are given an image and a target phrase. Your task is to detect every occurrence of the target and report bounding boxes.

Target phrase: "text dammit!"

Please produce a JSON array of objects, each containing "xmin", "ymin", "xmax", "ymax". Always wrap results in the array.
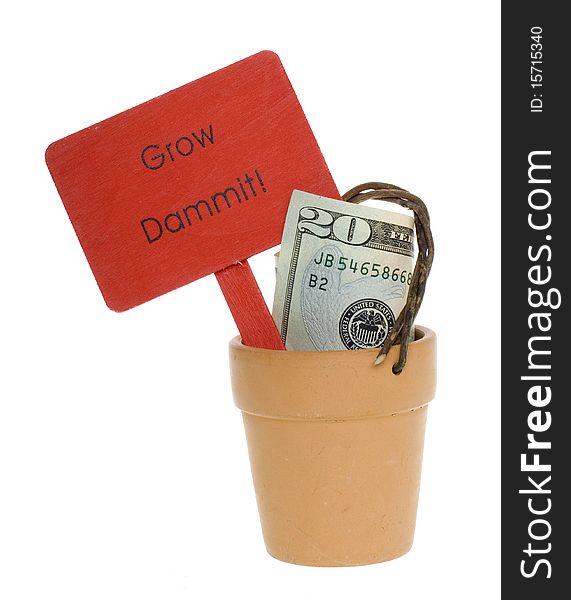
[{"xmin": 140, "ymin": 169, "xmax": 268, "ymax": 244}]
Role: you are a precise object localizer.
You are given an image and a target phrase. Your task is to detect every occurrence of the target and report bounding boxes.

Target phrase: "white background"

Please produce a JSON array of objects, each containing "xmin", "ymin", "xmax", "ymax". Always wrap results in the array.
[{"xmin": 0, "ymin": 1, "xmax": 500, "ymax": 598}]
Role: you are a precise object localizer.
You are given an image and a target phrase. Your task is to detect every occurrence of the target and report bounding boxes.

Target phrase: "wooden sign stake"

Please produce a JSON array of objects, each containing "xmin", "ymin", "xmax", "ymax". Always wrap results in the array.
[{"xmin": 215, "ymin": 261, "xmax": 284, "ymax": 350}]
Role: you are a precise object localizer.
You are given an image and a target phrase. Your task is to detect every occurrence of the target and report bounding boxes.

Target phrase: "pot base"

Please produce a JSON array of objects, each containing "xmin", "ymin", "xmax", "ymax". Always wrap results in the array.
[
  {"xmin": 230, "ymin": 326, "xmax": 436, "ymax": 567},
  {"xmin": 242, "ymin": 407, "xmax": 427, "ymax": 567}
]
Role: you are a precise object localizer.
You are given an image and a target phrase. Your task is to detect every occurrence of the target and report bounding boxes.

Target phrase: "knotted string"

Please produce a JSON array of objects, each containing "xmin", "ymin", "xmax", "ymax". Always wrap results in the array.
[{"xmin": 342, "ymin": 182, "xmax": 434, "ymax": 373}]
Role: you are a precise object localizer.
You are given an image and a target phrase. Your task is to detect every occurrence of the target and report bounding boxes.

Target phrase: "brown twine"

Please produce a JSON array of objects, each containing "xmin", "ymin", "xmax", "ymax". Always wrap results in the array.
[{"xmin": 342, "ymin": 182, "xmax": 434, "ymax": 373}]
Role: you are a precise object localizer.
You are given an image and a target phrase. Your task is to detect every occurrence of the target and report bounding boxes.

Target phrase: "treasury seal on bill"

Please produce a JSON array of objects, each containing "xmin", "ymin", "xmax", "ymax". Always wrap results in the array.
[{"xmin": 339, "ymin": 298, "xmax": 396, "ymax": 350}]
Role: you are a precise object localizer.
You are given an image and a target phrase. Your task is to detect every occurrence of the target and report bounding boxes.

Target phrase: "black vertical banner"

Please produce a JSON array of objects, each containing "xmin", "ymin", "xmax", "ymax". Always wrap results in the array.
[{"xmin": 502, "ymin": 4, "xmax": 569, "ymax": 597}]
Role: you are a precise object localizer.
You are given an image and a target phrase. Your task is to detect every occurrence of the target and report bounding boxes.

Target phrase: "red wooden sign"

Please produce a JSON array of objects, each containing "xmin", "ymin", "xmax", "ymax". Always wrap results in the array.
[{"xmin": 46, "ymin": 51, "xmax": 339, "ymax": 347}]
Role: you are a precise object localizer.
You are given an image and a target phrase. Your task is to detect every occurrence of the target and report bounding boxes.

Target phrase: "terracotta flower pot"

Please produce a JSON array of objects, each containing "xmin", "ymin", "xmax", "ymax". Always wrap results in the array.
[{"xmin": 229, "ymin": 326, "xmax": 436, "ymax": 566}]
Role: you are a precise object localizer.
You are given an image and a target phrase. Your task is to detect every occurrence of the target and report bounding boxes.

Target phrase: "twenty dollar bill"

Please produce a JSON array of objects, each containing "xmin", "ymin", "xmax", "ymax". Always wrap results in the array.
[{"xmin": 273, "ymin": 190, "xmax": 415, "ymax": 351}]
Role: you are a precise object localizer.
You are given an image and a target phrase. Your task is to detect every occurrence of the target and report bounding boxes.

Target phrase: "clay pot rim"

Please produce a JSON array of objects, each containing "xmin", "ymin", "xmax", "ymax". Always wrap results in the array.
[
  {"xmin": 230, "ymin": 326, "xmax": 436, "ymax": 420},
  {"xmin": 230, "ymin": 325, "xmax": 430, "ymax": 358}
]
